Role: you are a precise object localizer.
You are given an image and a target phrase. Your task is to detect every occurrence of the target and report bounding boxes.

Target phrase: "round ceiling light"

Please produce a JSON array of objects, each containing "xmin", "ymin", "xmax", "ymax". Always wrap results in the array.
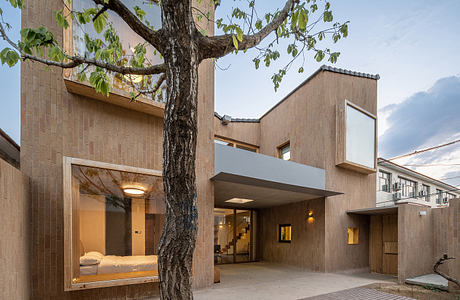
[{"xmin": 123, "ymin": 187, "xmax": 145, "ymax": 196}]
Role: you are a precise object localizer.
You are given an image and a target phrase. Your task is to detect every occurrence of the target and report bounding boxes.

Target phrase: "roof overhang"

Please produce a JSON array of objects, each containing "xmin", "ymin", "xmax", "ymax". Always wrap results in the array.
[
  {"xmin": 347, "ymin": 206, "xmax": 398, "ymax": 215},
  {"xmin": 212, "ymin": 144, "xmax": 341, "ymax": 208}
]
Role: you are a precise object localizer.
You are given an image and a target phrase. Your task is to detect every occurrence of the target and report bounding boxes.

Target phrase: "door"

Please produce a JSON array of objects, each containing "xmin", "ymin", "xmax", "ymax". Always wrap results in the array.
[{"xmin": 369, "ymin": 214, "xmax": 398, "ymax": 275}]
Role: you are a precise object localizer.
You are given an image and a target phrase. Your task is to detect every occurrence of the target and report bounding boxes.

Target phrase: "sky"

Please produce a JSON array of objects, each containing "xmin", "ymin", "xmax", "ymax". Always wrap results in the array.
[{"xmin": 0, "ymin": 0, "xmax": 459, "ymax": 185}]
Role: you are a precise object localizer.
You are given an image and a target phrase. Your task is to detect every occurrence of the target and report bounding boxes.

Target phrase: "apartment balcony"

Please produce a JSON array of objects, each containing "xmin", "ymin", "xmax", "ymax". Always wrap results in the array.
[{"xmin": 212, "ymin": 143, "xmax": 341, "ymax": 208}]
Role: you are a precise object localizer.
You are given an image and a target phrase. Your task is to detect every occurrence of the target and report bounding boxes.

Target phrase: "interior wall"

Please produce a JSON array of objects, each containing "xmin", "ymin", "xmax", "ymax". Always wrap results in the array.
[
  {"xmin": 0, "ymin": 158, "xmax": 30, "ymax": 300},
  {"xmin": 132, "ymin": 198, "xmax": 146, "ymax": 255},
  {"xmin": 259, "ymin": 198, "xmax": 326, "ymax": 271},
  {"xmin": 80, "ymin": 194, "xmax": 106, "ymax": 254}
]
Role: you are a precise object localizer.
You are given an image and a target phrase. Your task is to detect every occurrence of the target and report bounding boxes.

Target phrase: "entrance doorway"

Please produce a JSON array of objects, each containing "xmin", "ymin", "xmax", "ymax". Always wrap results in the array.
[
  {"xmin": 214, "ymin": 208, "xmax": 257, "ymax": 264},
  {"xmin": 370, "ymin": 214, "xmax": 398, "ymax": 275}
]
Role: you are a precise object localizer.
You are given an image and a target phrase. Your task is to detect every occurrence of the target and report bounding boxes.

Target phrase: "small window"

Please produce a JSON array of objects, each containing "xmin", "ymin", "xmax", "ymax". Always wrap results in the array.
[
  {"xmin": 278, "ymin": 143, "xmax": 290, "ymax": 161},
  {"xmin": 378, "ymin": 171, "xmax": 391, "ymax": 192},
  {"xmin": 421, "ymin": 184, "xmax": 430, "ymax": 202},
  {"xmin": 347, "ymin": 227, "xmax": 359, "ymax": 245},
  {"xmin": 279, "ymin": 224, "xmax": 291, "ymax": 243},
  {"xmin": 436, "ymin": 189, "xmax": 443, "ymax": 204}
]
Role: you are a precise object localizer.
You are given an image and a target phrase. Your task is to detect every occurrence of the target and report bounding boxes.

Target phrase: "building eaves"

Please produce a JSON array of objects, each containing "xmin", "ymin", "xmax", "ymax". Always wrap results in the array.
[
  {"xmin": 214, "ymin": 112, "xmax": 260, "ymax": 123},
  {"xmin": 378, "ymin": 157, "xmax": 459, "ymax": 192}
]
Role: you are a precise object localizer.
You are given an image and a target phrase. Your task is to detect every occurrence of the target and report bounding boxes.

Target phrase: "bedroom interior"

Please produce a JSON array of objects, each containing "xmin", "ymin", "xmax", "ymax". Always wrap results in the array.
[{"xmin": 65, "ymin": 158, "xmax": 165, "ymax": 288}]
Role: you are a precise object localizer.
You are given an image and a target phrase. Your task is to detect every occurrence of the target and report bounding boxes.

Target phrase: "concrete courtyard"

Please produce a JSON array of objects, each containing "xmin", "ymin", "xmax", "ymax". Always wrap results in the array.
[{"xmin": 192, "ymin": 262, "xmax": 397, "ymax": 300}]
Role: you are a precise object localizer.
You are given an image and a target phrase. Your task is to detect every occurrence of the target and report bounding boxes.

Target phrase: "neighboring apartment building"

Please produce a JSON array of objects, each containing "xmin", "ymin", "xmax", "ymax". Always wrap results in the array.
[{"xmin": 377, "ymin": 158, "xmax": 459, "ymax": 208}]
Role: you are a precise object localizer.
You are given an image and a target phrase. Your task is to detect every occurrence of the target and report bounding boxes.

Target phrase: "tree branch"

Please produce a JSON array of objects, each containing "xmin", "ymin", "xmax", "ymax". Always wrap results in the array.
[
  {"xmin": 198, "ymin": 0, "xmax": 296, "ymax": 59},
  {"xmin": 433, "ymin": 254, "xmax": 460, "ymax": 288},
  {"xmin": 0, "ymin": 21, "xmax": 166, "ymax": 75},
  {"xmin": 91, "ymin": 0, "xmax": 165, "ymax": 53}
]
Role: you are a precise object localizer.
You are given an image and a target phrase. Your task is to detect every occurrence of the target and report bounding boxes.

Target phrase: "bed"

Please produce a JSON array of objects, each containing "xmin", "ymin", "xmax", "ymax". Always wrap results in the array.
[{"xmin": 80, "ymin": 252, "xmax": 158, "ymax": 276}]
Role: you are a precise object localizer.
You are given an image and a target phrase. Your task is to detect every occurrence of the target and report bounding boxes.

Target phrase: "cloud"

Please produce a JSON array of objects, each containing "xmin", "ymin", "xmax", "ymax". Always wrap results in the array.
[
  {"xmin": 379, "ymin": 76, "xmax": 460, "ymax": 158},
  {"xmin": 378, "ymin": 76, "xmax": 460, "ymax": 186}
]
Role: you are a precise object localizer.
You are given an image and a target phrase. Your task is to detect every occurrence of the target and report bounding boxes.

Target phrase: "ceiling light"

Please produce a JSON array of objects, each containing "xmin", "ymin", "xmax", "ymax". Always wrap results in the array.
[
  {"xmin": 225, "ymin": 198, "xmax": 254, "ymax": 204},
  {"xmin": 123, "ymin": 187, "xmax": 145, "ymax": 196}
]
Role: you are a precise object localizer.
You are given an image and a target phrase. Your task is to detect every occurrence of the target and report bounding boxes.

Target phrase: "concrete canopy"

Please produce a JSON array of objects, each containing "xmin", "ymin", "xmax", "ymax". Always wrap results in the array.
[{"xmin": 212, "ymin": 144, "xmax": 341, "ymax": 208}]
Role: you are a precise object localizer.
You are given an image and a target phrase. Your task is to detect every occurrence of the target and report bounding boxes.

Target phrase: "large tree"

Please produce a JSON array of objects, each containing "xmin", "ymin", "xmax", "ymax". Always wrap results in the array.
[{"xmin": 0, "ymin": 0, "xmax": 348, "ymax": 298}]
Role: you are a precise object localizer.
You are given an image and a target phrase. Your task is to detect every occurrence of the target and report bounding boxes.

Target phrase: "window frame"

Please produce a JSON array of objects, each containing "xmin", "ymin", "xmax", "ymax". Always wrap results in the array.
[
  {"xmin": 214, "ymin": 136, "xmax": 259, "ymax": 153},
  {"xmin": 63, "ymin": 156, "xmax": 162, "ymax": 291},
  {"xmin": 62, "ymin": 2, "xmax": 165, "ymax": 118},
  {"xmin": 336, "ymin": 99, "xmax": 377, "ymax": 174},
  {"xmin": 347, "ymin": 227, "xmax": 359, "ymax": 245},
  {"xmin": 278, "ymin": 224, "xmax": 292, "ymax": 243},
  {"xmin": 378, "ymin": 170, "xmax": 391, "ymax": 193},
  {"xmin": 398, "ymin": 177, "xmax": 417, "ymax": 198},
  {"xmin": 277, "ymin": 141, "xmax": 291, "ymax": 161},
  {"xmin": 421, "ymin": 184, "xmax": 430, "ymax": 202},
  {"xmin": 436, "ymin": 189, "xmax": 443, "ymax": 204}
]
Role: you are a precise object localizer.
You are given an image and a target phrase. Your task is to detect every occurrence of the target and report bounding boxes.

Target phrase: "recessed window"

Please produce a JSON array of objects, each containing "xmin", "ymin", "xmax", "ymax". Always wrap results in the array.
[
  {"xmin": 279, "ymin": 224, "xmax": 292, "ymax": 243},
  {"xmin": 378, "ymin": 170, "xmax": 391, "ymax": 192},
  {"xmin": 436, "ymin": 189, "xmax": 443, "ymax": 204},
  {"xmin": 347, "ymin": 227, "xmax": 359, "ymax": 245},
  {"xmin": 278, "ymin": 143, "xmax": 291, "ymax": 161},
  {"xmin": 64, "ymin": 158, "xmax": 164, "ymax": 290}
]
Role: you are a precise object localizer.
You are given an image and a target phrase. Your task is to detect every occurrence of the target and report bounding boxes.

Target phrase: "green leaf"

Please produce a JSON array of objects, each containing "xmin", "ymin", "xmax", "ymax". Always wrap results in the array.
[
  {"xmin": 232, "ymin": 35, "xmax": 238, "ymax": 51},
  {"xmin": 236, "ymin": 27, "xmax": 243, "ymax": 42},
  {"xmin": 93, "ymin": 12, "xmax": 107, "ymax": 34},
  {"xmin": 298, "ymin": 10, "xmax": 308, "ymax": 31}
]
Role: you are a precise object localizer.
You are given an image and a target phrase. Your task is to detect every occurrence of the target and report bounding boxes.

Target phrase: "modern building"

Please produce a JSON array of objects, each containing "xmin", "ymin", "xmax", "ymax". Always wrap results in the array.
[
  {"xmin": 1, "ymin": 1, "xmax": 459, "ymax": 299},
  {"xmin": 377, "ymin": 158, "xmax": 459, "ymax": 208},
  {"xmin": 0, "ymin": 128, "xmax": 20, "ymax": 168}
]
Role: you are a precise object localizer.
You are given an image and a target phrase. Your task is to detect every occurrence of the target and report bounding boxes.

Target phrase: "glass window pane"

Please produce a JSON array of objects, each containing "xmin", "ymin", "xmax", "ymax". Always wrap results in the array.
[
  {"xmin": 280, "ymin": 144, "xmax": 290, "ymax": 160},
  {"xmin": 71, "ymin": 164, "xmax": 164, "ymax": 283},
  {"xmin": 345, "ymin": 105, "xmax": 375, "ymax": 169}
]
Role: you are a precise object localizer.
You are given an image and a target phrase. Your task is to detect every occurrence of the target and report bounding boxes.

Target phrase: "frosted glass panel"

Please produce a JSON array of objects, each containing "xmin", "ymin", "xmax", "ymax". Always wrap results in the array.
[{"xmin": 345, "ymin": 105, "xmax": 375, "ymax": 169}]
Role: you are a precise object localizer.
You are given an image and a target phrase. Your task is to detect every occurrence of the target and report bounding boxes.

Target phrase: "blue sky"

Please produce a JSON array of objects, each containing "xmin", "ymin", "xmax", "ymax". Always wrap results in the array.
[{"xmin": 0, "ymin": 1, "xmax": 459, "ymax": 185}]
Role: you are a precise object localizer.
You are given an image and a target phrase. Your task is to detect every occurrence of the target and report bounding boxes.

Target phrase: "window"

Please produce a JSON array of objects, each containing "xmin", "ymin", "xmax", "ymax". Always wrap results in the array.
[
  {"xmin": 336, "ymin": 100, "xmax": 377, "ymax": 174},
  {"xmin": 67, "ymin": 0, "xmax": 164, "ymax": 102},
  {"xmin": 399, "ymin": 177, "xmax": 417, "ymax": 198},
  {"xmin": 279, "ymin": 224, "xmax": 292, "ymax": 243},
  {"xmin": 214, "ymin": 137, "xmax": 258, "ymax": 153},
  {"xmin": 63, "ymin": 157, "xmax": 164, "ymax": 290},
  {"xmin": 378, "ymin": 171, "xmax": 391, "ymax": 192},
  {"xmin": 446, "ymin": 192, "xmax": 455, "ymax": 204},
  {"xmin": 436, "ymin": 189, "xmax": 443, "ymax": 204},
  {"xmin": 278, "ymin": 142, "xmax": 291, "ymax": 161},
  {"xmin": 421, "ymin": 184, "xmax": 430, "ymax": 202},
  {"xmin": 347, "ymin": 227, "xmax": 359, "ymax": 245}
]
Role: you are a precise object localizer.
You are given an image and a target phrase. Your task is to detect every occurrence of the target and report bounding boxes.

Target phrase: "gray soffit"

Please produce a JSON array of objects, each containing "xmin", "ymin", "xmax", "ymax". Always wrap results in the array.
[
  {"xmin": 347, "ymin": 206, "xmax": 398, "ymax": 215},
  {"xmin": 212, "ymin": 143, "xmax": 342, "ymax": 208}
]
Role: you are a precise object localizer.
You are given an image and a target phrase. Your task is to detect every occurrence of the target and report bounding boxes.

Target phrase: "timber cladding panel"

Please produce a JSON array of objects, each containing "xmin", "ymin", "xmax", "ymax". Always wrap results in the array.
[
  {"xmin": 213, "ymin": 116, "xmax": 261, "ymax": 147},
  {"xmin": 0, "ymin": 158, "xmax": 31, "ymax": 300},
  {"xmin": 258, "ymin": 71, "xmax": 377, "ymax": 272},
  {"xmin": 447, "ymin": 199, "xmax": 459, "ymax": 292},
  {"xmin": 21, "ymin": 0, "xmax": 214, "ymax": 298},
  {"xmin": 259, "ymin": 198, "xmax": 326, "ymax": 271}
]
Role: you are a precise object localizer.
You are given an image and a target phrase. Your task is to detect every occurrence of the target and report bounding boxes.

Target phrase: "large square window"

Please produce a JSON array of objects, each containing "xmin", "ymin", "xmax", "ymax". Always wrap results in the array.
[
  {"xmin": 64, "ymin": 157, "xmax": 164, "ymax": 290},
  {"xmin": 63, "ymin": 0, "xmax": 165, "ymax": 113},
  {"xmin": 336, "ymin": 100, "xmax": 377, "ymax": 174}
]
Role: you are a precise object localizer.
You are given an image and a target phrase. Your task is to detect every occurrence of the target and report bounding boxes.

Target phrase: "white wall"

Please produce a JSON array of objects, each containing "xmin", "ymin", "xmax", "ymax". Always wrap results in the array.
[
  {"xmin": 376, "ymin": 165, "xmax": 459, "ymax": 208},
  {"xmin": 131, "ymin": 198, "xmax": 146, "ymax": 255},
  {"xmin": 80, "ymin": 194, "xmax": 106, "ymax": 254}
]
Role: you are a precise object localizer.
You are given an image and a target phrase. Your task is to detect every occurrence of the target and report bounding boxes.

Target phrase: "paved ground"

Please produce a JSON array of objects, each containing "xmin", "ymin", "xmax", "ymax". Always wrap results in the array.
[
  {"xmin": 192, "ymin": 262, "xmax": 397, "ymax": 300},
  {"xmin": 300, "ymin": 287, "xmax": 415, "ymax": 300}
]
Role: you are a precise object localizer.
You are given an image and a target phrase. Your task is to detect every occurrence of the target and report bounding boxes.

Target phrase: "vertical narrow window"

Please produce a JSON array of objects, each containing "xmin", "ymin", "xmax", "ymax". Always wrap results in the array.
[
  {"xmin": 421, "ymin": 184, "xmax": 430, "ymax": 202},
  {"xmin": 378, "ymin": 171, "xmax": 391, "ymax": 192},
  {"xmin": 278, "ymin": 142, "xmax": 291, "ymax": 161},
  {"xmin": 347, "ymin": 227, "xmax": 359, "ymax": 245},
  {"xmin": 436, "ymin": 189, "xmax": 443, "ymax": 204},
  {"xmin": 279, "ymin": 224, "xmax": 292, "ymax": 243}
]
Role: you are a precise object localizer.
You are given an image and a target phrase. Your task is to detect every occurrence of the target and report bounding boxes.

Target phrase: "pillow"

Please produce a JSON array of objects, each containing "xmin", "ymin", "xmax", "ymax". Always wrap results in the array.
[{"xmin": 80, "ymin": 251, "xmax": 104, "ymax": 266}]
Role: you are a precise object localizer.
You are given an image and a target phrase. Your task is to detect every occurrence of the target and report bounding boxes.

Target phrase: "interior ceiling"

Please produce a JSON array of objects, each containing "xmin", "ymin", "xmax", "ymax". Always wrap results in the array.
[
  {"xmin": 72, "ymin": 165, "xmax": 164, "ymax": 201},
  {"xmin": 214, "ymin": 180, "xmax": 321, "ymax": 209}
]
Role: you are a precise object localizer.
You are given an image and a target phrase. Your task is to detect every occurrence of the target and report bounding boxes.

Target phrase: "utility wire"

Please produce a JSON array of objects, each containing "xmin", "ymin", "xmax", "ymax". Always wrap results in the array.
[
  {"xmin": 389, "ymin": 139, "xmax": 460, "ymax": 161},
  {"xmin": 403, "ymin": 163, "xmax": 460, "ymax": 167}
]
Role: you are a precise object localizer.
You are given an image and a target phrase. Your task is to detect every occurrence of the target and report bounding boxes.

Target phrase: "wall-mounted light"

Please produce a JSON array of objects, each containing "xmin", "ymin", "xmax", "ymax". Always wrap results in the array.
[
  {"xmin": 419, "ymin": 211, "xmax": 427, "ymax": 216},
  {"xmin": 307, "ymin": 210, "xmax": 314, "ymax": 224},
  {"xmin": 123, "ymin": 187, "xmax": 145, "ymax": 197}
]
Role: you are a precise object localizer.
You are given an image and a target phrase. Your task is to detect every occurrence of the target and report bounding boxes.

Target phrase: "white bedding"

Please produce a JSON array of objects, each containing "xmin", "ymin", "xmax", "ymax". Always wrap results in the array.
[
  {"xmin": 80, "ymin": 255, "xmax": 158, "ymax": 276},
  {"xmin": 80, "ymin": 264, "xmax": 98, "ymax": 276}
]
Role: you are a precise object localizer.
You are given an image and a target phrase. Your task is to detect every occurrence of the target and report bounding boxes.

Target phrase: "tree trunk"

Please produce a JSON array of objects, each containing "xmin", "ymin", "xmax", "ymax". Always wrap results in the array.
[{"xmin": 158, "ymin": 1, "xmax": 200, "ymax": 299}]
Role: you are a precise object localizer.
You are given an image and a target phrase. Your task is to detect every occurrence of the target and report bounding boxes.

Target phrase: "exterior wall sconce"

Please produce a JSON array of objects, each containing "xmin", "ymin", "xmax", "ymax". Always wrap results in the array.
[
  {"xmin": 419, "ymin": 211, "xmax": 427, "ymax": 216},
  {"xmin": 307, "ymin": 210, "xmax": 314, "ymax": 224}
]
